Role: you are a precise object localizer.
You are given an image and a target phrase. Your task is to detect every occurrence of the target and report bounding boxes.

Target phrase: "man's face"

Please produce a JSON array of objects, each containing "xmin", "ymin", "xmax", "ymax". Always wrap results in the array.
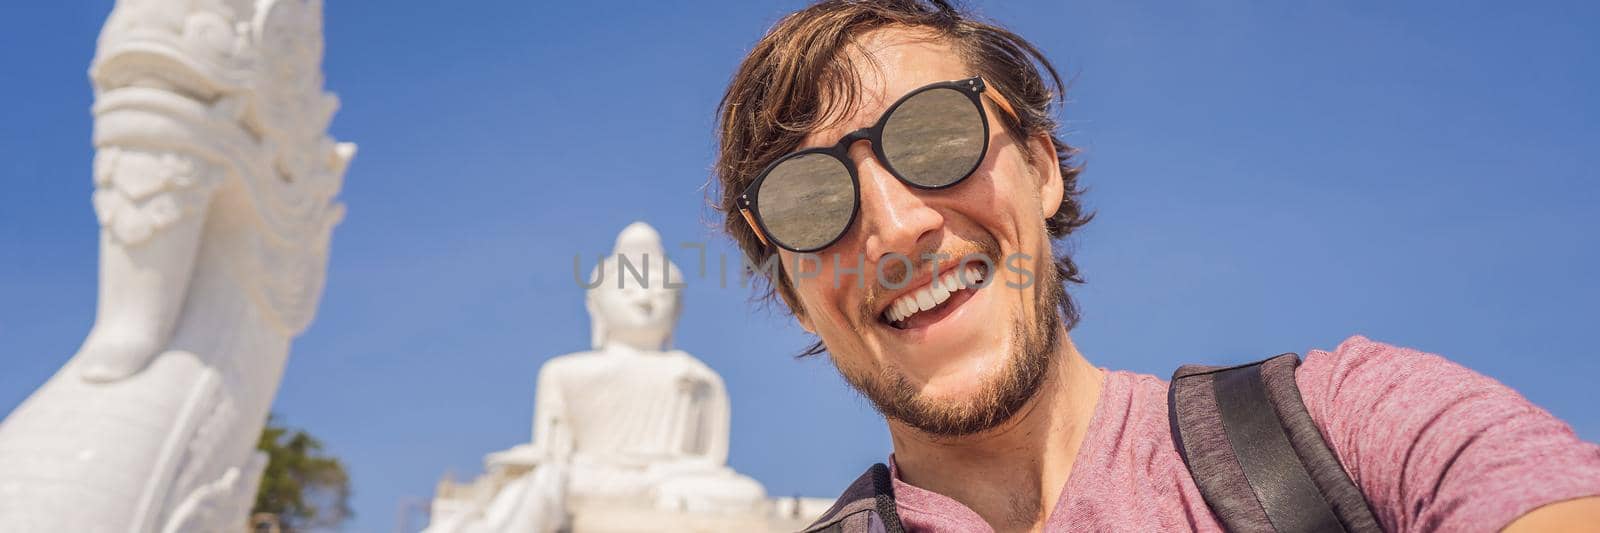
[{"xmin": 780, "ymin": 28, "xmax": 1066, "ymax": 436}]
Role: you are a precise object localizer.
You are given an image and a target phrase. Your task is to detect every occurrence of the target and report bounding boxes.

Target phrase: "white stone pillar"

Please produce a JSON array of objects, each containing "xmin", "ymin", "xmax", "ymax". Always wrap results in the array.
[{"xmin": 0, "ymin": 0, "xmax": 352, "ymax": 531}]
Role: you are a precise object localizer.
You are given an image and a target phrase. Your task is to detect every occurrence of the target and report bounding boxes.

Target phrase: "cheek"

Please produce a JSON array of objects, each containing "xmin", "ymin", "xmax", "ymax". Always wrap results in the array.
[
  {"xmin": 785, "ymin": 251, "xmax": 881, "ymax": 361},
  {"xmin": 785, "ymin": 251, "xmax": 851, "ymax": 321},
  {"xmin": 949, "ymin": 147, "xmax": 1037, "ymax": 240}
]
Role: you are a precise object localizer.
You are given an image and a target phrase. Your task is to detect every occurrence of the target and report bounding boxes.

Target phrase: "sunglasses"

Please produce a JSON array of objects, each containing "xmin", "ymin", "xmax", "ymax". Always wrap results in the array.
[{"xmin": 737, "ymin": 76, "xmax": 1019, "ymax": 253}]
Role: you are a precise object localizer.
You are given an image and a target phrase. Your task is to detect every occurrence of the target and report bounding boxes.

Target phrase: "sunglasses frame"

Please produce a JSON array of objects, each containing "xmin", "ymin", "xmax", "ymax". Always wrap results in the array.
[{"xmin": 737, "ymin": 76, "xmax": 1019, "ymax": 253}]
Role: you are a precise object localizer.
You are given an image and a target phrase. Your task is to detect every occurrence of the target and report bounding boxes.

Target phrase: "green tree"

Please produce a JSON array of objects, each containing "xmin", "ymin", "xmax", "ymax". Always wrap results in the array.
[{"xmin": 253, "ymin": 415, "xmax": 353, "ymax": 531}]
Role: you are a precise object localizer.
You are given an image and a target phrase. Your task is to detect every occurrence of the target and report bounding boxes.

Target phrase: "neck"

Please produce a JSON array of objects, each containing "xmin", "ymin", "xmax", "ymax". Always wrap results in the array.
[
  {"xmin": 601, "ymin": 333, "xmax": 668, "ymax": 353},
  {"xmin": 886, "ymin": 330, "xmax": 1103, "ymax": 533}
]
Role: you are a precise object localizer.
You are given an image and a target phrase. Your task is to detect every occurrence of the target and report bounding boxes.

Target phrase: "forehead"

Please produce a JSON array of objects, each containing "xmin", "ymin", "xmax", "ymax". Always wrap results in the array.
[{"xmin": 802, "ymin": 28, "xmax": 970, "ymax": 147}]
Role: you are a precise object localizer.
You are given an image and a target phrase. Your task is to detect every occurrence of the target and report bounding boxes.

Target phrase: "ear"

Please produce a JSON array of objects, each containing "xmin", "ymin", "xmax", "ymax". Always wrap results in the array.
[{"xmin": 1028, "ymin": 132, "xmax": 1065, "ymax": 218}]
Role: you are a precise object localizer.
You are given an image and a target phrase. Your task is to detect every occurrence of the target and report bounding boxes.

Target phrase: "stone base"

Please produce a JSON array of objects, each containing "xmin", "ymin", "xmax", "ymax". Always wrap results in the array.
[{"xmin": 568, "ymin": 497, "xmax": 832, "ymax": 533}]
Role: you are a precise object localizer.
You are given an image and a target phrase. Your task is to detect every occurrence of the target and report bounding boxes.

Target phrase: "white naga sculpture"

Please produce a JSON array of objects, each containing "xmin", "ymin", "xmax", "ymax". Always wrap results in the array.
[
  {"xmin": 0, "ymin": 0, "xmax": 351, "ymax": 531},
  {"xmin": 427, "ymin": 222, "xmax": 777, "ymax": 533}
]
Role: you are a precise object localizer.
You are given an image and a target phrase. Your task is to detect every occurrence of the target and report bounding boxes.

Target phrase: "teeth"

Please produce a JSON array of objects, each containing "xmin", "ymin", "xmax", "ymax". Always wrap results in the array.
[
  {"xmin": 930, "ymin": 280, "xmax": 950, "ymax": 303},
  {"xmin": 883, "ymin": 265, "xmax": 986, "ymax": 325},
  {"xmin": 895, "ymin": 299, "xmax": 915, "ymax": 322}
]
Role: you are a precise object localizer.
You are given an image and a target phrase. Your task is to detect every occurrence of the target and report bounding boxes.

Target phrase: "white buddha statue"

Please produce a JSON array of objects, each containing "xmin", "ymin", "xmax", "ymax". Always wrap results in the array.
[{"xmin": 428, "ymin": 222, "xmax": 766, "ymax": 533}]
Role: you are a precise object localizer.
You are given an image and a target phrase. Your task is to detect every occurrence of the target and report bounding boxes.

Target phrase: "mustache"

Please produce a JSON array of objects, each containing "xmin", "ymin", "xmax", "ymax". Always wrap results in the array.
[{"xmin": 859, "ymin": 236, "xmax": 1002, "ymax": 319}]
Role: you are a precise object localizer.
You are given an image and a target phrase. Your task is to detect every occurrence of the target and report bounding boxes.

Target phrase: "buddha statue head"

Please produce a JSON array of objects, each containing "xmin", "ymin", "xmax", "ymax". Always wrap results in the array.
[{"xmin": 586, "ymin": 222, "xmax": 685, "ymax": 352}]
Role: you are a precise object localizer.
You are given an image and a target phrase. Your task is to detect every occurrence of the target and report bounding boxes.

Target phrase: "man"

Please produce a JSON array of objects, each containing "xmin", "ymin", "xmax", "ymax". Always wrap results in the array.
[{"xmin": 712, "ymin": 1, "xmax": 1600, "ymax": 532}]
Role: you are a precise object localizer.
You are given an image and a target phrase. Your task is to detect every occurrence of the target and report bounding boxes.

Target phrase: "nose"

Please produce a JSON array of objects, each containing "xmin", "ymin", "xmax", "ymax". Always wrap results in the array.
[{"xmin": 848, "ymin": 142, "xmax": 944, "ymax": 267}]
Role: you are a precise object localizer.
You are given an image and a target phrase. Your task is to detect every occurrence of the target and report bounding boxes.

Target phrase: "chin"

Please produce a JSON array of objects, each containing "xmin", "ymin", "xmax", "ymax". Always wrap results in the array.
[{"xmin": 907, "ymin": 345, "xmax": 1015, "ymax": 401}]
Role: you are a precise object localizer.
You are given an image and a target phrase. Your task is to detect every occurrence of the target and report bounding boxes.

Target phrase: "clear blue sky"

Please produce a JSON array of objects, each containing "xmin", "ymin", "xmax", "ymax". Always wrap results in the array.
[{"xmin": 2, "ymin": 1, "xmax": 1596, "ymax": 531}]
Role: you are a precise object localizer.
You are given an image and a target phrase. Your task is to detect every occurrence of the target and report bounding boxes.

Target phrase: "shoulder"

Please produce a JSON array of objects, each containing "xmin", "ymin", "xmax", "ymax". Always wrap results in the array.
[
  {"xmin": 1092, "ymin": 368, "xmax": 1186, "ymax": 475},
  {"xmin": 803, "ymin": 463, "xmax": 898, "ymax": 533},
  {"xmin": 1290, "ymin": 334, "xmax": 1543, "ymax": 454},
  {"xmin": 1293, "ymin": 335, "xmax": 1600, "ymax": 531},
  {"xmin": 539, "ymin": 351, "xmax": 589, "ymax": 368},
  {"xmin": 1099, "ymin": 369, "xmax": 1172, "ymax": 440},
  {"xmin": 666, "ymin": 350, "xmax": 725, "ymax": 379},
  {"xmin": 536, "ymin": 351, "xmax": 609, "ymax": 378},
  {"xmin": 1291, "ymin": 335, "xmax": 1524, "ymax": 432},
  {"xmin": 1293, "ymin": 335, "xmax": 1451, "ymax": 398},
  {"xmin": 544, "ymin": 350, "xmax": 599, "ymax": 363},
  {"xmin": 1292, "ymin": 334, "xmax": 1531, "ymax": 461}
]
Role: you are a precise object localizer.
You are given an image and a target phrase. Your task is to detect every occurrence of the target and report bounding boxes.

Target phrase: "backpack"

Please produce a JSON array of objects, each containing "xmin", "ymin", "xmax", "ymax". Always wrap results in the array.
[
  {"xmin": 1169, "ymin": 353, "xmax": 1380, "ymax": 532},
  {"xmin": 804, "ymin": 353, "xmax": 1382, "ymax": 533}
]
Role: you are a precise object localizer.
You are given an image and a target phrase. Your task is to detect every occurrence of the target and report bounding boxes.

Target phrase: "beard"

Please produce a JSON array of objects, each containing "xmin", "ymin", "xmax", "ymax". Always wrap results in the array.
[{"xmin": 839, "ymin": 248, "xmax": 1064, "ymax": 438}]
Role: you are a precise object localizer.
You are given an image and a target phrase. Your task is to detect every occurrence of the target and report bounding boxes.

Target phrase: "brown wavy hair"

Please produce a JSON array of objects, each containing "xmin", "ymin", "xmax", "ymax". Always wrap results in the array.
[{"xmin": 711, "ymin": 0, "xmax": 1092, "ymax": 356}]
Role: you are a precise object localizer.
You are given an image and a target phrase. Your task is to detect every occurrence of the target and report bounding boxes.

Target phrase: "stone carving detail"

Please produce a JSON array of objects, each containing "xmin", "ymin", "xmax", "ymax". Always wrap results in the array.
[
  {"xmin": 92, "ymin": 148, "xmax": 218, "ymax": 246},
  {"xmin": 0, "ymin": 0, "xmax": 351, "ymax": 530}
]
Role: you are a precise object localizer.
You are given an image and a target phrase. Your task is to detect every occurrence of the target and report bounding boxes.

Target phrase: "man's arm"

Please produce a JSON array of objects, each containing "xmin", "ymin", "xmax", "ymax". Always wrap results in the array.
[
  {"xmin": 1504, "ymin": 496, "xmax": 1600, "ymax": 532},
  {"xmin": 1295, "ymin": 336, "xmax": 1600, "ymax": 532}
]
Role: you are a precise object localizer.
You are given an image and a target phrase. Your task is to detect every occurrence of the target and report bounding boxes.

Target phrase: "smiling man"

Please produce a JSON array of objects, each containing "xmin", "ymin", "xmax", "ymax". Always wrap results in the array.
[{"xmin": 711, "ymin": 1, "xmax": 1600, "ymax": 532}]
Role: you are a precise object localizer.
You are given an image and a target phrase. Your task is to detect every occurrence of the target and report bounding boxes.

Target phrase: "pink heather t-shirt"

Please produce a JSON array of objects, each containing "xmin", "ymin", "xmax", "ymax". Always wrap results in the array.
[{"xmin": 889, "ymin": 336, "xmax": 1600, "ymax": 532}]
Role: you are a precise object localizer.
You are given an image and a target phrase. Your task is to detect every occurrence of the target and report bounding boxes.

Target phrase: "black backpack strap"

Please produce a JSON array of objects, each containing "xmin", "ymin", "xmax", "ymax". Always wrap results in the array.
[
  {"xmin": 802, "ymin": 463, "xmax": 905, "ymax": 533},
  {"xmin": 1169, "ymin": 353, "xmax": 1381, "ymax": 533}
]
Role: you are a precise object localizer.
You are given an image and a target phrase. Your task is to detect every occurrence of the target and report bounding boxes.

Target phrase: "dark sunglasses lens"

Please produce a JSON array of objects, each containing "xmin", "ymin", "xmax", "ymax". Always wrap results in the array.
[
  {"xmin": 881, "ymin": 87, "xmax": 986, "ymax": 188},
  {"xmin": 756, "ymin": 153, "xmax": 856, "ymax": 251}
]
